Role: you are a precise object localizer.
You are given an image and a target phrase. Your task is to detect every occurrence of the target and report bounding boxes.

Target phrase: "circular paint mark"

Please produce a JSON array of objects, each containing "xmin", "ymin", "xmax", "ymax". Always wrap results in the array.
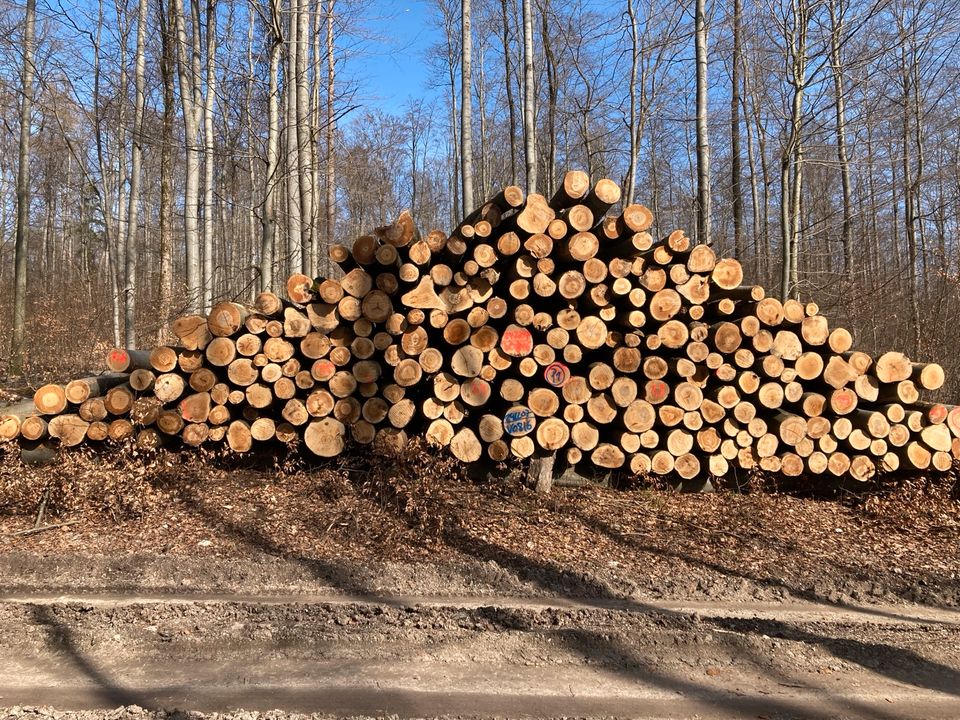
[
  {"xmin": 500, "ymin": 325, "xmax": 534, "ymax": 357},
  {"xmin": 645, "ymin": 380, "xmax": 669, "ymax": 405},
  {"xmin": 543, "ymin": 362, "xmax": 571, "ymax": 388},
  {"xmin": 503, "ymin": 405, "xmax": 536, "ymax": 437},
  {"xmin": 312, "ymin": 359, "xmax": 336, "ymax": 381}
]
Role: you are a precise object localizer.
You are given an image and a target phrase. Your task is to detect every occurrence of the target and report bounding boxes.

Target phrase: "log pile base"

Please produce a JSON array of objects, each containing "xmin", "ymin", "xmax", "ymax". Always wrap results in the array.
[{"xmin": 2, "ymin": 171, "xmax": 958, "ymax": 490}]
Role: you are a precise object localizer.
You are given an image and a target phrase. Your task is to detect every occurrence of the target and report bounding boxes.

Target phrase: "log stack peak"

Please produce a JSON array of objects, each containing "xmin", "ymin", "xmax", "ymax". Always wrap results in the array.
[{"xmin": 3, "ymin": 173, "xmax": 959, "ymax": 486}]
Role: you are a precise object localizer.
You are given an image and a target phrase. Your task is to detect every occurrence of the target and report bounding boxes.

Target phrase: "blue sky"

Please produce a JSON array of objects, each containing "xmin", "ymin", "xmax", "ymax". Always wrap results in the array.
[{"xmin": 346, "ymin": 0, "xmax": 443, "ymax": 114}]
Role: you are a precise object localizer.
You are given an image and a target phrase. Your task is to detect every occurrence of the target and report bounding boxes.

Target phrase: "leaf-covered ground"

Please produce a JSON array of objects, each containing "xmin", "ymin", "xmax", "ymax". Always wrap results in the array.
[{"xmin": 0, "ymin": 444, "xmax": 957, "ymax": 607}]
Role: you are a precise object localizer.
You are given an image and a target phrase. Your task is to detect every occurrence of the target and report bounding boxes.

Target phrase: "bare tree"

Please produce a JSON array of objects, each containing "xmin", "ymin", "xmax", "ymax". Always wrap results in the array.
[
  {"xmin": 827, "ymin": 0, "xmax": 852, "ymax": 278},
  {"xmin": 10, "ymin": 0, "xmax": 36, "ymax": 372},
  {"xmin": 202, "ymin": 0, "xmax": 218, "ymax": 310},
  {"xmin": 325, "ymin": 0, "xmax": 336, "ymax": 269},
  {"xmin": 779, "ymin": 0, "xmax": 810, "ymax": 302},
  {"xmin": 122, "ymin": 0, "xmax": 149, "ymax": 346},
  {"xmin": 173, "ymin": 0, "xmax": 204, "ymax": 311},
  {"xmin": 285, "ymin": 0, "xmax": 303, "ymax": 276},
  {"xmin": 730, "ymin": 0, "xmax": 743, "ymax": 258},
  {"xmin": 694, "ymin": 0, "xmax": 711, "ymax": 246},
  {"xmin": 499, "ymin": 0, "xmax": 518, "ymax": 183},
  {"xmin": 461, "ymin": 0, "xmax": 474, "ymax": 215},
  {"xmin": 156, "ymin": 0, "xmax": 176, "ymax": 333},
  {"xmin": 521, "ymin": 0, "xmax": 536, "ymax": 192},
  {"xmin": 260, "ymin": 0, "xmax": 283, "ymax": 292},
  {"xmin": 295, "ymin": 0, "xmax": 312, "ymax": 274}
]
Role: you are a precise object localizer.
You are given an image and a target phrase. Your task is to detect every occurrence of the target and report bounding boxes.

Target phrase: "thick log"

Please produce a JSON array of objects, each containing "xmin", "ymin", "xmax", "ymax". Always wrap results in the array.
[
  {"xmin": 106, "ymin": 348, "xmax": 153, "ymax": 373},
  {"xmin": 172, "ymin": 314, "xmax": 213, "ymax": 351},
  {"xmin": 48, "ymin": 414, "xmax": 90, "ymax": 447},
  {"xmin": 875, "ymin": 352, "xmax": 912, "ymax": 383}
]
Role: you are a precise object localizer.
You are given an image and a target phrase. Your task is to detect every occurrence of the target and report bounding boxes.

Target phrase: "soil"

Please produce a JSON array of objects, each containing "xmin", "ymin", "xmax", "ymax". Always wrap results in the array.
[{"xmin": 0, "ymin": 450, "xmax": 958, "ymax": 718}]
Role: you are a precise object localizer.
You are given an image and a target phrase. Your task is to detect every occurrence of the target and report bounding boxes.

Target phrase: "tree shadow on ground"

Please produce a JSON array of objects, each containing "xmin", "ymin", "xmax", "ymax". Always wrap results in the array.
[
  {"xmin": 28, "ymin": 604, "xmax": 156, "ymax": 710},
  {"xmin": 136, "ymin": 464, "xmax": 960, "ymax": 717},
  {"xmin": 569, "ymin": 506, "xmax": 960, "ymax": 623}
]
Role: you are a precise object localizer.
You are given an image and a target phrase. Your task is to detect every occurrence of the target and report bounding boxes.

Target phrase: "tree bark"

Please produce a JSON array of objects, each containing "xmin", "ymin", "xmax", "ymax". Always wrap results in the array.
[
  {"xmin": 202, "ymin": 0, "xmax": 218, "ymax": 310},
  {"xmin": 261, "ymin": 0, "xmax": 283, "ymax": 292},
  {"xmin": 730, "ymin": 0, "xmax": 743, "ymax": 259},
  {"xmin": 173, "ymin": 0, "xmax": 204, "ymax": 312},
  {"xmin": 11, "ymin": 0, "xmax": 36, "ymax": 373},
  {"xmin": 124, "ymin": 0, "xmax": 149, "ymax": 347},
  {"xmin": 157, "ymin": 0, "xmax": 176, "ymax": 338},
  {"xmin": 521, "ymin": 0, "xmax": 537, "ymax": 193},
  {"xmin": 694, "ymin": 0, "xmax": 711, "ymax": 246},
  {"xmin": 461, "ymin": 0, "xmax": 475, "ymax": 215},
  {"xmin": 285, "ymin": 0, "xmax": 303, "ymax": 276},
  {"xmin": 325, "ymin": 0, "xmax": 336, "ymax": 273},
  {"xmin": 499, "ymin": 0, "xmax": 517, "ymax": 183},
  {"xmin": 296, "ymin": 0, "xmax": 313, "ymax": 274}
]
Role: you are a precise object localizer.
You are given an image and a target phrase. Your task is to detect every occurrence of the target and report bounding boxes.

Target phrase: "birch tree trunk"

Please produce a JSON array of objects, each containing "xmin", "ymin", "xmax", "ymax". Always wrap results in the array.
[
  {"xmin": 285, "ymin": 0, "xmax": 303, "ymax": 276},
  {"xmin": 124, "ymin": 0, "xmax": 149, "ymax": 347},
  {"xmin": 625, "ymin": 0, "xmax": 639, "ymax": 206},
  {"xmin": 309, "ymin": 0, "xmax": 322, "ymax": 274},
  {"xmin": 730, "ymin": 0, "xmax": 744, "ymax": 259},
  {"xmin": 11, "ymin": 0, "xmax": 36, "ymax": 373},
  {"xmin": 296, "ymin": 0, "xmax": 313, "ymax": 274},
  {"xmin": 325, "ymin": 0, "xmax": 336, "ymax": 273},
  {"xmin": 173, "ymin": 0, "xmax": 203, "ymax": 312},
  {"xmin": 780, "ymin": 0, "xmax": 808, "ymax": 302},
  {"xmin": 202, "ymin": 0, "xmax": 217, "ymax": 310},
  {"xmin": 521, "ymin": 0, "xmax": 536, "ymax": 193},
  {"xmin": 245, "ymin": 5, "xmax": 258, "ymax": 296},
  {"xmin": 461, "ymin": 0, "xmax": 474, "ymax": 215},
  {"xmin": 260, "ymin": 0, "xmax": 282, "ymax": 292},
  {"xmin": 694, "ymin": 0, "xmax": 711, "ymax": 246}
]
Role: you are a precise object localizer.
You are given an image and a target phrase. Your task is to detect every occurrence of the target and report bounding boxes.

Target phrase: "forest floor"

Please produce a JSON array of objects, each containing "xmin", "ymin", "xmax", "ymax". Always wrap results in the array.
[{"xmin": 0, "ymin": 448, "xmax": 959, "ymax": 719}]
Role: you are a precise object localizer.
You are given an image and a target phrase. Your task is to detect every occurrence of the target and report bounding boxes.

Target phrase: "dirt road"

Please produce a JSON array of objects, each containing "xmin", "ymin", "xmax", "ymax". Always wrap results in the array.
[
  {"xmin": 1, "ymin": 560, "xmax": 958, "ymax": 719},
  {"xmin": 0, "ymin": 466, "xmax": 957, "ymax": 718}
]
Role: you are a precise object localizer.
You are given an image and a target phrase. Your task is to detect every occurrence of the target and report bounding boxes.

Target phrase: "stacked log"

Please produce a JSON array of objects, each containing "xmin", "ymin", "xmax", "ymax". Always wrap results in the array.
[{"xmin": 2, "ymin": 170, "xmax": 959, "ymax": 486}]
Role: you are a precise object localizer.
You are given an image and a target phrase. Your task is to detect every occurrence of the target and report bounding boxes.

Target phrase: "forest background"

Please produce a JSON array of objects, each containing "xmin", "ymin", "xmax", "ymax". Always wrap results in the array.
[{"xmin": 1, "ymin": 0, "xmax": 958, "ymax": 398}]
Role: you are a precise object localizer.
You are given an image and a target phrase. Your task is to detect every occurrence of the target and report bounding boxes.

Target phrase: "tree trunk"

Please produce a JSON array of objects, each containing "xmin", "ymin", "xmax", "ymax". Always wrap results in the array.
[
  {"xmin": 124, "ymin": 0, "xmax": 149, "ymax": 348},
  {"xmin": 11, "ymin": 0, "xmax": 36, "ymax": 373},
  {"xmin": 694, "ymin": 0, "xmax": 711, "ymax": 246},
  {"xmin": 499, "ymin": 0, "xmax": 517, "ymax": 183},
  {"xmin": 285, "ymin": 0, "xmax": 303, "ymax": 276},
  {"xmin": 540, "ymin": 0, "xmax": 556, "ymax": 193},
  {"xmin": 730, "ymin": 0, "xmax": 743, "ymax": 259},
  {"xmin": 828, "ymin": 0, "xmax": 852, "ymax": 279},
  {"xmin": 624, "ymin": 0, "xmax": 638, "ymax": 206},
  {"xmin": 202, "ymin": 0, "xmax": 217, "ymax": 310},
  {"xmin": 157, "ymin": 0, "xmax": 176, "ymax": 338},
  {"xmin": 325, "ymin": 0, "xmax": 336, "ymax": 274},
  {"xmin": 461, "ymin": 0, "xmax": 474, "ymax": 215},
  {"xmin": 261, "ymin": 0, "xmax": 283, "ymax": 292},
  {"xmin": 296, "ymin": 0, "xmax": 313, "ymax": 274},
  {"xmin": 521, "ymin": 0, "xmax": 537, "ymax": 193},
  {"xmin": 173, "ymin": 0, "xmax": 203, "ymax": 312}
]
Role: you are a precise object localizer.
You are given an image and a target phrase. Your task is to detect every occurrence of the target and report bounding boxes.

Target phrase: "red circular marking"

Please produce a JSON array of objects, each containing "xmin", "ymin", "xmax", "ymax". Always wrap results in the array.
[
  {"xmin": 500, "ymin": 326, "xmax": 534, "ymax": 357},
  {"xmin": 835, "ymin": 390, "xmax": 854, "ymax": 411},
  {"xmin": 646, "ymin": 380, "xmax": 669, "ymax": 404},
  {"xmin": 928, "ymin": 404, "xmax": 947, "ymax": 424}
]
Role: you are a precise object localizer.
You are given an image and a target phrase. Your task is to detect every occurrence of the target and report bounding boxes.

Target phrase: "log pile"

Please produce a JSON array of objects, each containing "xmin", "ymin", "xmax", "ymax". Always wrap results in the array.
[{"xmin": 2, "ymin": 170, "xmax": 959, "ymax": 485}]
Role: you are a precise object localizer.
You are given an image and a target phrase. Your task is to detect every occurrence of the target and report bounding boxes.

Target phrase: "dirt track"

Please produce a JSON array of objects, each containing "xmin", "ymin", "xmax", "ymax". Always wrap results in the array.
[
  {"xmin": 1, "ymin": 461, "xmax": 958, "ymax": 718},
  {"xmin": 0, "ymin": 557, "xmax": 959, "ymax": 720}
]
